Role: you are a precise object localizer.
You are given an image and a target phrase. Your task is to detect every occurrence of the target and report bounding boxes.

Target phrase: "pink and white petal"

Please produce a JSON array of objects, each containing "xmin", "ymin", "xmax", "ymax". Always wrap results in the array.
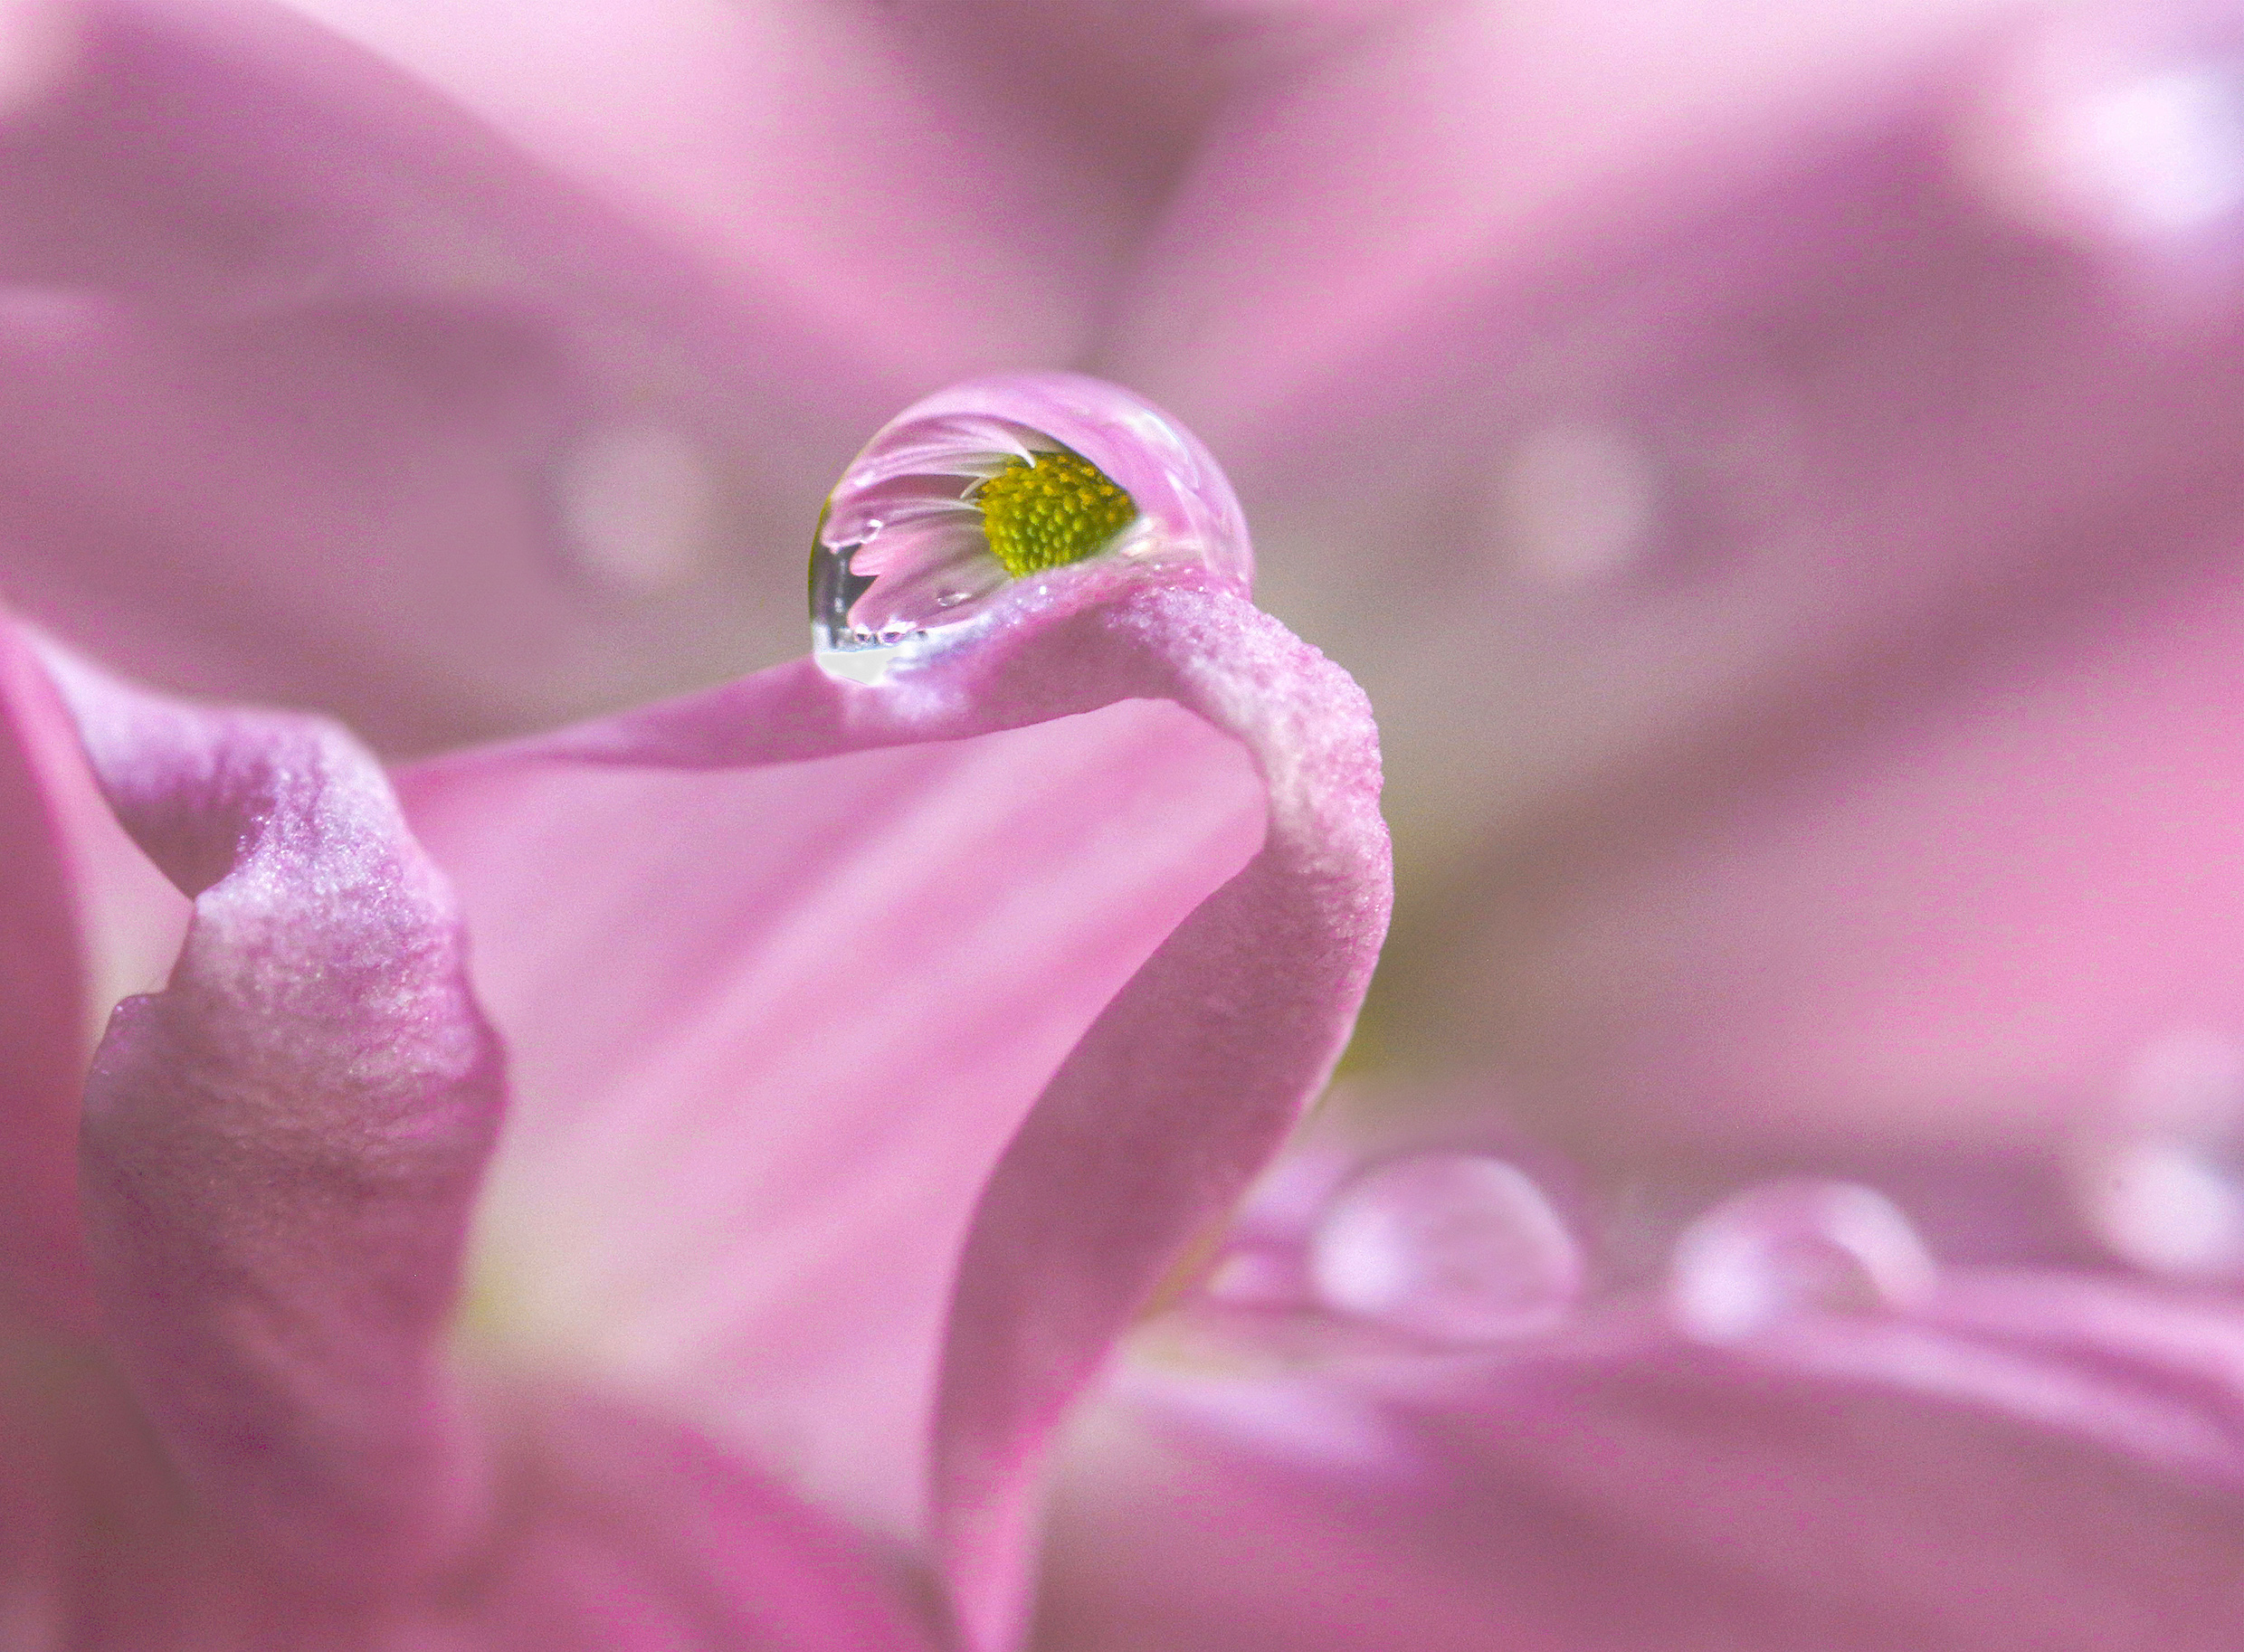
[
  {"xmin": 400, "ymin": 563, "xmax": 1388, "ymax": 1647},
  {"xmin": 37, "ymin": 642, "xmax": 506, "ymax": 1590},
  {"xmin": 3, "ymin": 1353, "xmax": 940, "ymax": 1646},
  {"xmin": 274, "ymin": 0, "xmax": 1173, "ymax": 384},
  {"xmin": 1038, "ymin": 1275, "xmax": 2244, "ymax": 1652}
]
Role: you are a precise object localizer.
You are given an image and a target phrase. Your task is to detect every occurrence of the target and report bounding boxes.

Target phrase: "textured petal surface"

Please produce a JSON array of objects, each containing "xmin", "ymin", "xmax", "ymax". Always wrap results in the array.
[
  {"xmin": 5, "ymin": 640, "xmax": 937, "ymax": 1645},
  {"xmin": 41, "ymin": 641, "xmax": 507, "ymax": 1587},
  {"xmin": 400, "ymin": 560, "xmax": 1389, "ymax": 1646},
  {"xmin": 1037, "ymin": 1274, "xmax": 2244, "ymax": 1652}
]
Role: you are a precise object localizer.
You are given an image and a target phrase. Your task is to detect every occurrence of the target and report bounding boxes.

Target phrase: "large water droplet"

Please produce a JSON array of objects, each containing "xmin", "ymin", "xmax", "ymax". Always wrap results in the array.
[
  {"xmin": 1667, "ymin": 1180, "xmax": 1936, "ymax": 1343},
  {"xmin": 2078, "ymin": 1030, "xmax": 2244, "ymax": 1278},
  {"xmin": 1308, "ymin": 1154, "xmax": 1583, "ymax": 1343},
  {"xmin": 811, "ymin": 373, "xmax": 1251, "ymax": 683}
]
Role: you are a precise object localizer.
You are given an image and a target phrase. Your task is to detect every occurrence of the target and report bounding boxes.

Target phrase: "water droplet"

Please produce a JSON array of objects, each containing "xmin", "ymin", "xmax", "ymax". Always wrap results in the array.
[
  {"xmin": 556, "ymin": 422, "xmax": 718, "ymax": 594},
  {"xmin": 2078, "ymin": 1030, "xmax": 2244, "ymax": 1278},
  {"xmin": 810, "ymin": 373, "xmax": 1252, "ymax": 683},
  {"xmin": 1493, "ymin": 418, "xmax": 1659, "ymax": 587},
  {"xmin": 1308, "ymin": 1154, "xmax": 1583, "ymax": 1343},
  {"xmin": 1668, "ymin": 1180, "xmax": 1935, "ymax": 1343}
]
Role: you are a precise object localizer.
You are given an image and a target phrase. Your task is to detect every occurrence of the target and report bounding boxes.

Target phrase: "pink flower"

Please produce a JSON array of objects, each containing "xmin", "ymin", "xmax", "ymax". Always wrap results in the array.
[
  {"xmin": 10, "ymin": 0, "xmax": 2244, "ymax": 1646},
  {"xmin": 0, "ymin": 372, "xmax": 1390, "ymax": 1643}
]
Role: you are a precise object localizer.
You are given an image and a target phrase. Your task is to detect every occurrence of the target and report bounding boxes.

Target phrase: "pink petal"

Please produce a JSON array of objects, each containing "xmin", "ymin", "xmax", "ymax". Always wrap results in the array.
[
  {"xmin": 399, "ymin": 562, "xmax": 1389, "ymax": 1647},
  {"xmin": 0, "ymin": 615, "xmax": 184, "ymax": 1335},
  {"xmin": 1102, "ymin": 7, "xmax": 2244, "ymax": 1172},
  {"xmin": 0, "ymin": 621, "xmax": 99, "ymax": 1333},
  {"xmin": 0, "ymin": 0, "xmax": 1053, "ymax": 753},
  {"xmin": 1039, "ymin": 1273, "xmax": 2244, "ymax": 1652},
  {"xmin": 1471, "ymin": 538, "xmax": 2244, "ymax": 1159},
  {"xmin": 38, "ymin": 640, "xmax": 506, "ymax": 1589},
  {"xmin": 277, "ymin": 0, "xmax": 1171, "ymax": 380}
]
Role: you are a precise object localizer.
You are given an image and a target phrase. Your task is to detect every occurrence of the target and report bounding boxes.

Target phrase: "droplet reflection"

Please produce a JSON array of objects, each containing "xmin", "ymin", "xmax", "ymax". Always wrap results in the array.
[
  {"xmin": 810, "ymin": 373, "xmax": 1251, "ymax": 683},
  {"xmin": 1668, "ymin": 1180, "xmax": 1935, "ymax": 1343},
  {"xmin": 1308, "ymin": 1154, "xmax": 1582, "ymax": 1343}
]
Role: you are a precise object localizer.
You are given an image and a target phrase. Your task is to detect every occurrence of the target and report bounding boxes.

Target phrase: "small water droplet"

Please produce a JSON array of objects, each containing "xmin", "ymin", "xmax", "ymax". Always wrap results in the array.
[
  {"xmin": 1667, "ymin": 1180, "xmax": 1935, "ymax": 1343},
  {"xmin": 2078, "ymin": 1030, "xmax": 2244, "ymax": 1278},
  {"xmin": 1493, "ymin": 418, "xmax": 1659, "ymax": 587},
  {"xmin": 556, "ymin": 421, "xmax": 718, "ymax": 595},
  {"xmin": 1308, "ymin": 1154, "xmax": 1582, "ymax": 1343},
  {"xmin": 810, "ymin": 374, "xmax": 1251, "ymax": 683}
]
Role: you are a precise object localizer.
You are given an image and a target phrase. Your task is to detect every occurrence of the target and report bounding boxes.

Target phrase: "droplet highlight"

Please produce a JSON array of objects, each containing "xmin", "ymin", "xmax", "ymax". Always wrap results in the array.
[
  {"xmin": 810, "ymin": 373, "xmax": 1252, "ymax": 683},
  {"xmin": 1667, "ymin": 1180, "xmax": 1936, "ymax": 1343},
  {"xmin": 1308, "ymin": 1154, "xmax": 1583, "ymax": 1343}
]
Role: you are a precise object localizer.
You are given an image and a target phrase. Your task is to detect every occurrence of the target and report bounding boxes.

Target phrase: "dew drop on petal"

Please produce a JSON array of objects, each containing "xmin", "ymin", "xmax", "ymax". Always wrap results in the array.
[
  {"xmin": 810, "ymin": 373, "xmax": 1251, "ymax": 683},
  {"xmin": 555, "ymin": 421, "xmax": 718, "ymax": 594},
  {"xmin": 1667, "ymin": 1180, "xmax": 1936, "ymax": 1343},
  {"xmin": 1308, "ymin": 1154, "xmax": 1583, "ymax": 1343},
  {"xmin": 2078, "ymin": 1030, "xmax": 2244, "ymax": 1278}
]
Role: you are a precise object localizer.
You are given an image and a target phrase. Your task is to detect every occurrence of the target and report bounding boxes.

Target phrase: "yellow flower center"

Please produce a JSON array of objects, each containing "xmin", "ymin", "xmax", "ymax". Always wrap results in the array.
[{"xmin": 975, "ymin": 450, "xmax": 1136, "ymax": 577}]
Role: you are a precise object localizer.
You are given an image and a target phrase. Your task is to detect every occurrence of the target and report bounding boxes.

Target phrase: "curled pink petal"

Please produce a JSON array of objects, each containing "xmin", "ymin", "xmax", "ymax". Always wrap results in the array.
[
  {"xmin": 1041, "ymin": 1268, "xmax": 2244, "ymax": 1652},
  {"xmin": 39, "ymin": 639, "xmax": 506, "ymax": 1588},
  {"xmin": 401, "ymin": 401, "xmax": 1389, "ymax": 1645}
]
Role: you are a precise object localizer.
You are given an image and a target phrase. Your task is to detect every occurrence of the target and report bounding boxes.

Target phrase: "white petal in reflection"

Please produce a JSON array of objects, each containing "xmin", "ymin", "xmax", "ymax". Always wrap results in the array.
[
  {"xmin": 1668, "ymin": 1180, "xmax": 1936, "ymax": 1343},
  {"xmin": 1493, "ymin": 419, "xmax": 1659, "ymax": 588},
  {"xmin": 1308, "ymin": 1154, "xmax": 1582, "ymax": 1343},
  {"xmin": 556, "ymin": 422, "xmax": 719, "ymax": 595}
]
